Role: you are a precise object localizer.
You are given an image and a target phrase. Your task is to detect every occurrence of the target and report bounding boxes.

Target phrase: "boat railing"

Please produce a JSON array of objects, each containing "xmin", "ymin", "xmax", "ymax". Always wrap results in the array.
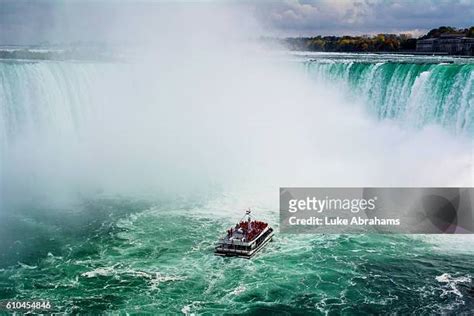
[{"xmin": 217, "ymin": 226, "xmax": 270, "ymax": 246}]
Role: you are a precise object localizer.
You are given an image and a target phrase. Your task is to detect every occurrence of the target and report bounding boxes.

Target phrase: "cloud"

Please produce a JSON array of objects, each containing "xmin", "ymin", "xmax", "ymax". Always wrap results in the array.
[
  {"xmin": 0, "ymin": 0, "xmax": 259, "ymax": 46},
  {"xmin": 253, "ymin": 0, "xmax": 474, "ymax": 36},
  {"xmin": 0, "ymin": 0, "xmax": 472, "ymax": 45}
]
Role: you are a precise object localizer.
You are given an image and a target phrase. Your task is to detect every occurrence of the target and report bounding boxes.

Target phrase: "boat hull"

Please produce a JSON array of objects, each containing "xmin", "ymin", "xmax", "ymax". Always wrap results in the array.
[{"xmin": 215, "ymin": 228, "xmax": 274, "ymax": 259}]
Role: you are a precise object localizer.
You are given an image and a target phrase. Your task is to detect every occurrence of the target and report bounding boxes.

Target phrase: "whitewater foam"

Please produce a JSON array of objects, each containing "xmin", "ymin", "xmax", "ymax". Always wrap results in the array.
[
  {"xmin": 435, "ymin": 273, "xmax": 471, "ymax": 298},
  {"xmin": 0, "ymin": 53, "xmax": 472, "ymax": 211},
  {"xmin": 302, "ymin": 55, "xmax": 474, "ymax": 135}
]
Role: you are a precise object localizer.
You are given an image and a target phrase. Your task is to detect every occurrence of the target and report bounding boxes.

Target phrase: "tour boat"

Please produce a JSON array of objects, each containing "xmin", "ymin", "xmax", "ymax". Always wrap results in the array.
[{"xmin": 215, "ymin": 209, "xmax": 274, "ymax": 258}]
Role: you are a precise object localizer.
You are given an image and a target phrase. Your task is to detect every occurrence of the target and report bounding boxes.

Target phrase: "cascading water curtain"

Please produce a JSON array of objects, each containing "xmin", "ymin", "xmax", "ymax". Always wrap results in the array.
[{"xmin": 304, "ymin": 60, "xmax": 474, "ymax": 135}]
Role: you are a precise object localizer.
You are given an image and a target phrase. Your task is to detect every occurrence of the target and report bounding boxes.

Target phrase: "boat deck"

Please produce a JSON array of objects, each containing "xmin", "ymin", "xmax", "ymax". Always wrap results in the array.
[{"xmin": 215, "ymin": 227, "xmax": 274, "ymax": 258}]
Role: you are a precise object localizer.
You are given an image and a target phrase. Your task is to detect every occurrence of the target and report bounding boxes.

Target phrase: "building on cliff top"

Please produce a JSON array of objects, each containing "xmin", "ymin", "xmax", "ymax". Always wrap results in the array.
[{"xmin": 416, "ymin": 34, "xmax": 474, "ymax": 55}]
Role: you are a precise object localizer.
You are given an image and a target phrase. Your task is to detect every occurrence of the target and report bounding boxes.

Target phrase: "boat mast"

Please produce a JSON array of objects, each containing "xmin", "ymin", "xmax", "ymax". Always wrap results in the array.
[{"xmin": 246, "ymin": 208, "xmax": 252, "ymax": 230}]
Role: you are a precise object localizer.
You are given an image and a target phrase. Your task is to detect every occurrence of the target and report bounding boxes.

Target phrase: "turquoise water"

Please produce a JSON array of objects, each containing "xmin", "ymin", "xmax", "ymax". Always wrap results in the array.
[
  {"xmin": 0, "ymin": 53, "xmax": 473, "ymax": 314},
  {"xmin": 300, "ymin": 53, "xmax": 474, "ymax": 135},
  {"xmin": 1, "ymin": 199, "xmax": 473, "ymax": 314}
]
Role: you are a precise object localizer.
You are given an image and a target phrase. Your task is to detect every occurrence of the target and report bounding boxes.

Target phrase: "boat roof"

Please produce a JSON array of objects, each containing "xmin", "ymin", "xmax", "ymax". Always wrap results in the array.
[
  {"xmin": 220, "ymin": 226, "xmax": 270, "ymax": 246},
  {"xmin": 217, "ymin": 209, "xmax": 271, "ymax": 246}
]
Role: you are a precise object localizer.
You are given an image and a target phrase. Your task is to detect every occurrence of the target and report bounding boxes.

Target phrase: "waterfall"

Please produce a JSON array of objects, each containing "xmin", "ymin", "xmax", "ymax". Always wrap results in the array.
[
  {"xmin": 0, "ymin": 56, "xmax": 472, "ymax": 209},
  {"xmin": 0, "ymin": 61, "xmax": 111, "ymax": 148},
  {"xmin": 304, "ymin": 60, "xmax": 474, "ymax": 135},
  {"xmin": 2, "ymin": 58, "xmax": 472, "ymax": 149}
]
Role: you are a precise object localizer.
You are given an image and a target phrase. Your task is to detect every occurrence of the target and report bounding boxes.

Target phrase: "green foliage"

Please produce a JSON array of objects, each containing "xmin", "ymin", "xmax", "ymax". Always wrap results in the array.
[
  {"xmin": 467, "ymin": 27, "xmax": 474, "ymax": 38},
  {"xmin": 285, "ymin": 34, "xmax": 408, "ymax": 52},
  {"xmin": 421, "ymin": 26, "xmax": 472, "ymax": 39},
  {"xmin": 283, "ymin": 26, "xmax": 473, "ymax": 52},
  {"xmin": 423, "ymin": 26, "xmax": 459, "ymax": 39}
]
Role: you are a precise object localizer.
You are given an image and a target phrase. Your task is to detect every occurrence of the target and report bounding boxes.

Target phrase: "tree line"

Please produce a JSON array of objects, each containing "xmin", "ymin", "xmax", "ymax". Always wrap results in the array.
[{"xmin": 279, "ymin": 26, "xmax": 474, "ymax": 53}]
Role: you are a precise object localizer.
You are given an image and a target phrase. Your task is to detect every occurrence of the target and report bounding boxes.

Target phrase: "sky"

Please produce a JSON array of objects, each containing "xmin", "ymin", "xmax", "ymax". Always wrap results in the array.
[
  {"xmin": 252, "ymin": 0, "xmax": 474, "ymax": 37},
  {"xmin": 0, "ymin": 0, "xmax": 473, "ymax": 45}
]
